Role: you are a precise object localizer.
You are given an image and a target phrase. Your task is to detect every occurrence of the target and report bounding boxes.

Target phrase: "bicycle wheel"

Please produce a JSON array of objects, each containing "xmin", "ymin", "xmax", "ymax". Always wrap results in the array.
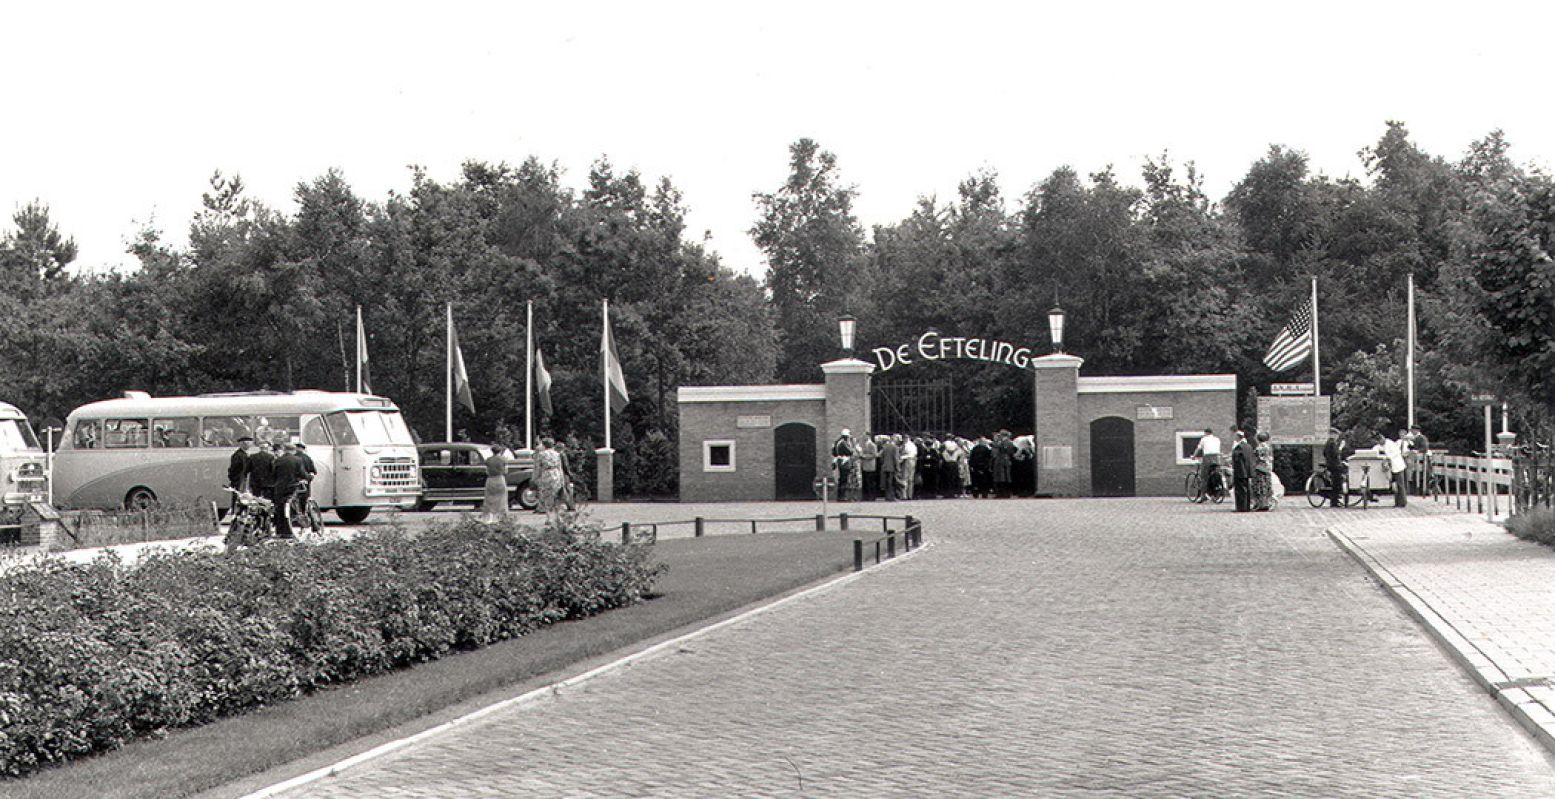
[
  {"xmin": 1306, "ymin": 474, "xmax": 1328, "ymax": 508},
  {"xmin": 225, "ymin": 515, "xmax": 252, "ymax": 553},
  {"xmin": 1184, "ymin": 472, "xmax": 1201, "ymax": 501}
]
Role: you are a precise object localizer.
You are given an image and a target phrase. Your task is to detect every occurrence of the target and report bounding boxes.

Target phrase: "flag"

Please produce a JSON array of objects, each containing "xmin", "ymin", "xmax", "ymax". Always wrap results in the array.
[
  {"xmin": 534, "ymin": 346, "xmax": 553, "ymax": 416},
  {"xmin": 451, "ymin": 320, "xmax": 475, "ymax": 414},
  {"xmin": 355, "ymin": 306, "xmax": 372, "ymax": 394},
  {"xmin": 1263, "ymin": 303, "xmax": 1313, "ymax": 372},
  {"xmin": 602, "ymin": 302, "xmax": 629, "ymax": 411}
]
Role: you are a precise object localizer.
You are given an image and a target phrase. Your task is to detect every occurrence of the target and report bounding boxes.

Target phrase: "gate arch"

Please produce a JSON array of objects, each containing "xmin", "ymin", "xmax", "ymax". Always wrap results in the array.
[
  {"xmin": 774, "ymin": 422, "xmax": 816, "ymax": 500},
  {"xmin": 1090, "ymin": 416, "xmax": 1135, "ymax": 497}
]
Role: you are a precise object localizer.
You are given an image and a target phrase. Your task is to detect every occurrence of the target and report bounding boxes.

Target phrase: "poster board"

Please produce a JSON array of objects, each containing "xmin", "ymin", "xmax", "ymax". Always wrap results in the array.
[{"xmin": 1256, "ymin": 396, "xmax": 1331, "ymax": 445}]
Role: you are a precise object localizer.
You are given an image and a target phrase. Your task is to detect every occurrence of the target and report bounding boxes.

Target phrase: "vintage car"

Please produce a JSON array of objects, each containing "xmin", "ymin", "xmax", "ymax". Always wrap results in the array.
[{"xmin": 416, "ymin": 442, "xmax": 537, "ymax": 511}]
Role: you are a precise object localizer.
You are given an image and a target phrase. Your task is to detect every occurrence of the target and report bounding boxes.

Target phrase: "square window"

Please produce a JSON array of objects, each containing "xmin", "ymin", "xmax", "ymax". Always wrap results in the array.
[
  {"xmin": 703, "ymin": 440, "xmax": 736, "ymax": 473},
  {"xmin": 1176, "ymin": 431, "xmax": 1206, "ymax": 465}
]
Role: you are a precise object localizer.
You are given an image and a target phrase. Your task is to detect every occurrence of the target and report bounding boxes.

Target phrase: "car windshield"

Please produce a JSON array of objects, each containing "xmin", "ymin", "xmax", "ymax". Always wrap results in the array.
[
  {"xmin": 345, "ymin": 411, "xmax": 416, "ymax": 446},
  {"xmin": 0, "ymin": 419, "xmax": 41, "ymax": 452}
]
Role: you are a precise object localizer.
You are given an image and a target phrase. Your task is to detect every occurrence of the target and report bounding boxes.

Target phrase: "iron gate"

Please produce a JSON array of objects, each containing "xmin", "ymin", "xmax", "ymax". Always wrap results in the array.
[{"xmin": 872, "ymin": 381, "xmax": 954, "ymax": 435}]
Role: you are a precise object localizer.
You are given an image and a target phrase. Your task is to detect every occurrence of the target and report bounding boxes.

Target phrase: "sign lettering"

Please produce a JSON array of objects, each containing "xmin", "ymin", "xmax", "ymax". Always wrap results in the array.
[{"xmin": 872, "ymin": 330, "xmax": 1039, "ymax": 372}]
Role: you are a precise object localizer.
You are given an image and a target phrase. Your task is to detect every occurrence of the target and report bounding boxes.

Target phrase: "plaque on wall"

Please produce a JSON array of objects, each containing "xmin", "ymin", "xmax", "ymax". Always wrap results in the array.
[
  {"xmin": 1040, "ymin": 445, "xmax": 1073, "ymax": 469},
  {"xmin": 1136, "ymin": 405, "xmax": 1173, "ymax": 420},
  {"xmin": 736, "ymin": 415, "xmax": 772, "ymax": 429}
]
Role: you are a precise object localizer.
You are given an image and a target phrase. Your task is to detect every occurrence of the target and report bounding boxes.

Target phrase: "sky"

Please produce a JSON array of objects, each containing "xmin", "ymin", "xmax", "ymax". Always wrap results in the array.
[{"xmin": 4, "ymin": 1, "xmax": 1554, "ymax": 278}]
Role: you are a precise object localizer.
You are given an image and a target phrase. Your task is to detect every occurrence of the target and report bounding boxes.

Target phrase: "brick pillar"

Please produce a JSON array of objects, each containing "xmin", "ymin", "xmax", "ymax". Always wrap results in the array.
[
  {"xmin": 595, "ymin": 448, "xmax": 615, "ymax": 503},
  {"xmin": 1032, "ymin": 353, "xmax": 1084, "ymax": 497},
  {"xmin": 822, "ymin": 356, "xmax": 874, "ymax": 449}
]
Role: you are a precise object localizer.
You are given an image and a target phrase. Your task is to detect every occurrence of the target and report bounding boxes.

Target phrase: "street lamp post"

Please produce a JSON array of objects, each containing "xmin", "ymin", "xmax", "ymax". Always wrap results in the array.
[
  {"xmin": 1047, "ymin": 306, "xmax": 1066, "ymax": 353},
  {"xmin": 839, "ymin": 314, "xmax": 857, "ymax": 356}
]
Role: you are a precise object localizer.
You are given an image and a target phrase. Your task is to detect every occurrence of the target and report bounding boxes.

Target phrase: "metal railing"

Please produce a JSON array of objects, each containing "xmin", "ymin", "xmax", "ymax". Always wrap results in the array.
[{"xmin": 598, "ymin": 513, "xmax": 926, "ymax": 571}]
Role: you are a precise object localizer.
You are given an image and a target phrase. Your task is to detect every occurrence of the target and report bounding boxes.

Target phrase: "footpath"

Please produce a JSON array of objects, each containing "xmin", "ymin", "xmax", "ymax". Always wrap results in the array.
[{"xmin": 1329, "ymin": 510, "xmax": 1555, "ymax": 754}]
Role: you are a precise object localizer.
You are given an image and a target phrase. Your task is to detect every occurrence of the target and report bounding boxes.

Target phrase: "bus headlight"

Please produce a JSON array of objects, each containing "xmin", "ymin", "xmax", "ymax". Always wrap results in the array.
[{"xmin": 370, "ymin": 465, "xmax": 383, "ymax": 480}]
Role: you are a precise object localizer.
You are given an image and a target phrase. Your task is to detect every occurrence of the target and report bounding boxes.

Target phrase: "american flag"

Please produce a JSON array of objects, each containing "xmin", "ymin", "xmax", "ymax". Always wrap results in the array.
[{"xmin": 1263, "ymin": 303, "xmax": 1313, "ymax": 372}]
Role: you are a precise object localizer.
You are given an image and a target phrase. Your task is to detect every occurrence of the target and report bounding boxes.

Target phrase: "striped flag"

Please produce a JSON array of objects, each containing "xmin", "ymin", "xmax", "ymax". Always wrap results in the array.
[
  {"xmin": 355, "ymin": 305, "xmax": 372, "ymax": 394},
  {"xmin": 534, "ymin": 347, "xmax": 553, "ymax": 417},
  {"xmin": 1263, "ymin": 303, "xmax": 1313, "ymax": 372},
  {"xmin": 602, "ymin": 301, "xmax": 629, "ymax": 412},
  {"xmin": 451, "ymin": 319, "xmax": 475, "ymax": 414}
]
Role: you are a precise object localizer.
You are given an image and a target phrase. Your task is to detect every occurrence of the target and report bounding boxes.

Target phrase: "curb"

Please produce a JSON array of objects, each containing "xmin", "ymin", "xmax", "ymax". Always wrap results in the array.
[
  {"xmin": 1326, "ymin": 525, "xmax": 1555, "ymax": 754},
  {"xmin": 241, "ymin": 540, "xmax": 934, "ymax": 798}
]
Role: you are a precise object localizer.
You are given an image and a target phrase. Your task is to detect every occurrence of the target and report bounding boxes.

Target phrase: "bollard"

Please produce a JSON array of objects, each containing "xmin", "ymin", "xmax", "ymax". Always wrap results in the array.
[
  {"xmin": 622, "ymin": 522, "xmax": 631, "ymax": 544},
  {"xmin": 887, "ymin": 532, "xmax": 896, "ymax": 558},
  {"xmin": 815, "ymin": 514, "xmax": 825, "ymax": 531},
  {"xmin": 695, "ymin": 516, "xmax": 705, "ymax": 537},
  {"xmin": 853, "ymin": 539, "xmax": 863, "ymax": 572},
  {"xmin": 840, "ymin": 513, "xmax": 849, "ymax": 531},
  {"xmin": 751, "ymin": 520, "xmax": 758, "ymax": 535},
  {"xmin": 875, "ymin": 539, "xmax": 881, "ymax": 565}
]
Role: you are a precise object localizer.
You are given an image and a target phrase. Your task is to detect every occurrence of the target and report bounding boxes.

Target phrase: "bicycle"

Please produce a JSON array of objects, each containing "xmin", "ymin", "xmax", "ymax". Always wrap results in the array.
[
  {"xmin": 224, "ymin": 488, "xmax": 275, "ymax": 553},
  {"xmin": 286, "ymin": 480, "xmax": 325, "ymax": 539},
  {"xmin": 1184, "ymin": 462, "xmax": 1229, "ymax": 504}
]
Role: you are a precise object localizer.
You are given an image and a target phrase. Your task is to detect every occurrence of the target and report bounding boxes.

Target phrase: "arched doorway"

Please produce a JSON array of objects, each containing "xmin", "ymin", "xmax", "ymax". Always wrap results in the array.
[
  {"xmin": 774, "ymin": 422, "xmax": 816, "ymax": 500},
  {"xmin": 1090, "ymin": 416, "xmax": 1135, "ymax": 497}
]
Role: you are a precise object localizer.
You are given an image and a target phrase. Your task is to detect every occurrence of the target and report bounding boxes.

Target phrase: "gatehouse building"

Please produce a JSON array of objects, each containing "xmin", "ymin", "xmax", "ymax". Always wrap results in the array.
[{"xmin": 678, "ymin": 335, "xmax": 1237, "ymax": 502}]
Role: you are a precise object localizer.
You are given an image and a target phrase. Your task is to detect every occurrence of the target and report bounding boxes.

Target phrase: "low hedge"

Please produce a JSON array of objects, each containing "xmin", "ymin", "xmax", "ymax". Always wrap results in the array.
[
  {"xmin": 0, "ymin": 517, "xmax": 662, "ymax": 778},
  {"xmin": 1507, "ymin": 506, "xmax": 1555, "ymax": 547}
]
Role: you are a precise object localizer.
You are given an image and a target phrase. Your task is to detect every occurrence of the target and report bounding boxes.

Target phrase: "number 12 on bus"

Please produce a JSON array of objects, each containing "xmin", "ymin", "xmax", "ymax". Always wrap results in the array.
[{"xmin": 52, "ymin": 391, "xmax": 421, "ymax": 524}]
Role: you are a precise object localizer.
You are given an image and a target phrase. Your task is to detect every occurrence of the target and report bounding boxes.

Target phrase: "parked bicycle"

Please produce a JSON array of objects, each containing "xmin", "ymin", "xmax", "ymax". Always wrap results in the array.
[
  {"xmin": 286, "ymin": 480, "xmax": 325, "ymax": 539},
  {"xmin": 224, "ymin": 488, "xmax": 275, "ymax": 553}
]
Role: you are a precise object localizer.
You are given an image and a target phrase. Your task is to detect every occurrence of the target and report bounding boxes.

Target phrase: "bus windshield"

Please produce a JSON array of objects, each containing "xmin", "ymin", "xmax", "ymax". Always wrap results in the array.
[
  {"xmin": 343, "ymin": 411, "xmax": 415, "ymax": 446},
  {"xmin": 0, "ymin": 419, "xmax": 40, "ymax": 452}
]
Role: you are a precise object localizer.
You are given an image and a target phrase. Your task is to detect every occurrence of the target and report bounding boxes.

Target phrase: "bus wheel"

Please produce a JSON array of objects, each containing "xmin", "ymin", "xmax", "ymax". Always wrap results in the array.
[
  {"xmin": 336, "ymin": 506, "xmax": 371, "ymax": 525},
  {"xmin": 124, "ymin": 487, "xmax": 159, "ymax": 510},
  {"xmin": 513, "ymin": 482, "xmax": 539, "ymax": 511}
]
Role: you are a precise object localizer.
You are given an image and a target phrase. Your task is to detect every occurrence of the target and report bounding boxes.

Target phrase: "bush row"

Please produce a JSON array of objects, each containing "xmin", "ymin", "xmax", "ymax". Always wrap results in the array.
[
  {"xmin": 0, "ymin": 517, "xmax": 663, "ymax": 778},
  {"xmin": 1507, "ymin": 506, "xmax": 1555, "ymax": 547}
]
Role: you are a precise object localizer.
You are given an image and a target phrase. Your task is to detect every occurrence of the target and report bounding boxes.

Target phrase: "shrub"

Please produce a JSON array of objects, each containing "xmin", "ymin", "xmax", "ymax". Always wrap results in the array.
[
  {"xmin": 1507, "ymin": 507, "xmax": 1555, "ymax": 546},
  {"xmin": 0, "ymin": 517, "xmax": 662, "ymax": 778}
]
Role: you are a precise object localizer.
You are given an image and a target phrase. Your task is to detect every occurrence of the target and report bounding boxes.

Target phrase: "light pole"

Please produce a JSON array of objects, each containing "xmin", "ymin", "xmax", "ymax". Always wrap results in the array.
[
  {"xmin": 1047, "ymin": 306, "xmax": 1066, "ymax": 353},
  {"xmin": 839, "ymin": 314, "xmax": 857, "ymax": 356}
]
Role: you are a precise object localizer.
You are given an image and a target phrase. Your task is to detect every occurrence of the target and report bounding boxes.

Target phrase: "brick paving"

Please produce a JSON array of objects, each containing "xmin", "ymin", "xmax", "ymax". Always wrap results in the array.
[{"xmin": 262, "ymin": 498, "xmax": 1555, "ymax": 797}]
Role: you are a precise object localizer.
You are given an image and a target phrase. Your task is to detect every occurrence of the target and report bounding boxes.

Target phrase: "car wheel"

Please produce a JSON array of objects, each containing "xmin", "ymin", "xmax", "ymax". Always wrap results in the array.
[
  {"xmin": 336, "ymin": 506, "xmax": 371, "ymax": 524},
  {"xmin": 513, "ymin": 482, "xmax": 539, "ymax": 510},
  {"xmin": 124, "ymin": 487, "xmax": 158, "ymax": 510}
]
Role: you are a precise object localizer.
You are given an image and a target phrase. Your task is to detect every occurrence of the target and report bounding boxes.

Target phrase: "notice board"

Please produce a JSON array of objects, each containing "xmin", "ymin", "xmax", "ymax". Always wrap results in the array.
[{"xmin": 1256, "ymin": 396, "xmax": 1331, "ymax": 445}]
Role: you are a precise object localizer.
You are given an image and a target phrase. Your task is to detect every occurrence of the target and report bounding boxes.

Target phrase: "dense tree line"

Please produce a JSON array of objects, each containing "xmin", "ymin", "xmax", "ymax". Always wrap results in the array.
[{"xmin": 2, "ymin": 122, "xmax": 1551, "ymax": 497}]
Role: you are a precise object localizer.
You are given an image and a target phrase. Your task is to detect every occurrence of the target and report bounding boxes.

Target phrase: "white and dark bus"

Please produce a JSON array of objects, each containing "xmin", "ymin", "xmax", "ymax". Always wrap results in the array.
[
  {"xmin": 53, "ymin": 391, "xmax": 420, "ymax": 523},
  {"xmin": 0, "ymin": 402, "xmax": 48, "ymax": 528}
]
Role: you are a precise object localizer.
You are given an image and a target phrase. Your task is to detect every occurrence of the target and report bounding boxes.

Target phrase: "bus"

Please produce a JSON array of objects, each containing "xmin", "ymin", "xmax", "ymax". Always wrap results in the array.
[
  {"xmin": 53, "ymin": 391, "xmax": 421, "ymax": 523},
  {"xmin": 0, "ymin": 402, "xmax": 48, "ymax": 528}
]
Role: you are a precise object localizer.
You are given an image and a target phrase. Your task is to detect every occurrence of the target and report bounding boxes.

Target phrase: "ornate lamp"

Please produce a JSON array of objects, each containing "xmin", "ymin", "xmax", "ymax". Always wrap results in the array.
[
  {"xmin": 1047, "ymin": 306, "xmax": 1065, "ymax": 353},
  {"xmin": 839, "ymin": 314, "xmax": 857, "ymax": 355}
]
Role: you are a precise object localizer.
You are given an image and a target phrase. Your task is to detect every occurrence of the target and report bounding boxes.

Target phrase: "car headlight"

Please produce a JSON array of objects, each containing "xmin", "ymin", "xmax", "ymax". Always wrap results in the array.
[{"xmin": 370, "ymin": 465, "xmax": 383, "ymax": 479}]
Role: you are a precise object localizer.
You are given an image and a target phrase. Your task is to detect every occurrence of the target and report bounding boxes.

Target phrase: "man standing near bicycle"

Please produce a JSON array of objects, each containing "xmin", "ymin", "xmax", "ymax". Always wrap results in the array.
[
  {"xmin": 272, "ymin": 441, "xmax": 306, "ymax": 539},
  {"xmin": 1323, "ymin": 427, "xmax": 1349, "ymax": 508},
  {"xmin": 1190, "ymin": 427, "xmax": 1222, "ymax": 503}
]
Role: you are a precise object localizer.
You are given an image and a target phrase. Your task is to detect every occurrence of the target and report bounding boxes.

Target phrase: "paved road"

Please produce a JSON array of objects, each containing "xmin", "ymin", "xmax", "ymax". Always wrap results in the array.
[{"xmin": 270, "ymin": 498, "xmax": 1555, "ymax": 797}]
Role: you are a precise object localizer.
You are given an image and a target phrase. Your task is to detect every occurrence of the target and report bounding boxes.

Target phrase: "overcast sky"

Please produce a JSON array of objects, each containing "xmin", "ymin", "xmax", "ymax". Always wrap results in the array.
[{"xmin": 4, "ymin": 1, "xmax": 1552, "ymax": 278}]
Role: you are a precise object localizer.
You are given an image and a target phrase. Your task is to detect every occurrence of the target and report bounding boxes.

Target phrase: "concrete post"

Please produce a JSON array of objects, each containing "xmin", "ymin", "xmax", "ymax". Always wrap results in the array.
[
  {"xmin": 595, "ymin": 448, "xmax": 615, "ymax": 503},
  {"xmin": 1032, "ymin": 353, "xmax": 1085, "ymax": 497}
]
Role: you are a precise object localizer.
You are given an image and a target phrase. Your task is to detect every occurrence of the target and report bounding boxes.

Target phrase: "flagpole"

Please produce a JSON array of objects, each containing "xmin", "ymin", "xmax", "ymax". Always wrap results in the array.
[
  {"xmin": 603, "ymin": 298, "xmax": 612, "ymax": 451},
  {"xmin": 1310, "ymin": 275, "xmax": 1320, "ymax": 398},
  {"xmin": 525, "ymin": 301, "xmax": 534, "ymax": 451},
  {"xmin": 446, "ymin": 302, "xmax": 453, "ymax": 442},
  {"xmin": 1407, "ymin": 272, "xmax": 1416, "ymax": 429},
  {"xmin": 355, "ymin": 305, "xmax": 363, "ymax": 393}
]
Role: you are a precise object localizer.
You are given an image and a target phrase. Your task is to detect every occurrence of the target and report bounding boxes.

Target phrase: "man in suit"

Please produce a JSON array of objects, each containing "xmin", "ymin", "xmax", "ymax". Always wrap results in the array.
[
  {"xmin": 1323, "ymin": 427, "xmax": 1349, "ymax": 507},
  {"xmin": 272, "ymin": 441, "xmax": 306, "ymax": 538},
  {"xmin": 247, "ymin": 439, "xmax": 276, "ymax": 502},
  {"xmin": 226, "ymin": 435, "xmax": 255, "ymax": 519},
  {"xmin": 1231, "ymin": 427, "xmax": 1256, "ymax": 512},
  {"xmin": 877, "ymin": 435, "xmax": 898, "ymax": 501}
]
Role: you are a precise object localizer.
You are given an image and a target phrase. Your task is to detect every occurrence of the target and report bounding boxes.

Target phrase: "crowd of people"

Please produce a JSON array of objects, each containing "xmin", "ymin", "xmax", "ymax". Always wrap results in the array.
[
  {"xmin": 828, "ymin": 429, "xmax": 1037, "ymax": 501},
  {"xmin": 1191, "ymin": 422, "xmax": 1431, "ymax": 512},
  {"xmin": 226, "ymin": 434, "xmax": 317, "ymax": 537}
]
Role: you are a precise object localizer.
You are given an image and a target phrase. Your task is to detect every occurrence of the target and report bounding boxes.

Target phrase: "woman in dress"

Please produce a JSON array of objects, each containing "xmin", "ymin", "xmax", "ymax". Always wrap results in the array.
[
  {"xmin": 1252, "ymin": 430, "xmax": 1275, "ymax": 511},
  {"xmin": 481, "ymin": 443, "xmax": 509, "ymax": 523},
  {"xmin": 533, "ymin": 436, "xmax": 566, "ymax": 517}
]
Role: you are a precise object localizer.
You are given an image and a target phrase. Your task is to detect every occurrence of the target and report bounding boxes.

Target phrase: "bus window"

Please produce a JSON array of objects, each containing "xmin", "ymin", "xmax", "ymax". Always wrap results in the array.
[
  {"xmin": 325, "ymin": 412, "xmax": 359, "ymax": 446},
  {"xmin": 344, "ymin": 411, "xmax": 415, "ymax": 445},
  {"xmin": 152, "ymin": 417, "xmax": 199, "ymax": 448},
  {"xmin": 202, "ymin": 416, "xmax": 252, "ymax": 448},
  {"xmin": 255, "ymin": 415, "xmax": 301, "ymax": 447},
  {"xmin": 302, "ymin": 416, "xmax": 332, "ymax": 446},
  {"xmin": 0, "ymin": 418, "xmax": 40, "ymax": 451},
  {"xmin": 105, "ymin": 419, "xmax": 149, "ymax": 449},
  {"xmin": 69, "ymin": 420, "xmax": 101, "ymax": 450}
]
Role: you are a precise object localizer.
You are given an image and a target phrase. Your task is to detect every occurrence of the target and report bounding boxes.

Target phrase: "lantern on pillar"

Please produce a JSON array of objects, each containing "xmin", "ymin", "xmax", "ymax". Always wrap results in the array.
[
  {"xmin": 839, "ymin": 314, "xmax": 857, "ymax": 355},
  {"xmin": 1047, "ymin": 306, "xmax": 1066, "ymax": 353}
]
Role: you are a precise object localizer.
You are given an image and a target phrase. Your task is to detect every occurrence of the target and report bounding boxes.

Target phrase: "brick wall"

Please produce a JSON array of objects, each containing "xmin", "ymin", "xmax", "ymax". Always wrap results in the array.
[
  {"xmin": 1078, "ymin": 388, "xmax": 1236, "ymax": 496},
  {"xmin": 679, "ymin": 398, "xmax": 826, "ymax": 502}
]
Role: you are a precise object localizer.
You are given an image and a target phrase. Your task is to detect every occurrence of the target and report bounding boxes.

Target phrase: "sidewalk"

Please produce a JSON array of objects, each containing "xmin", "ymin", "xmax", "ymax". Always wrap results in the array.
[{"xmin": 1329, "ymin": 512, "xmax": 1555, "ymax": 752}]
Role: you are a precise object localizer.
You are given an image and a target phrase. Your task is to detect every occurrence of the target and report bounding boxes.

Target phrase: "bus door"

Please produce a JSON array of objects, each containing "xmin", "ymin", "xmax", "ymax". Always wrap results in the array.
[{"xmin": 301, "ymin": 414, "xmax": 339, "ymax": 506}]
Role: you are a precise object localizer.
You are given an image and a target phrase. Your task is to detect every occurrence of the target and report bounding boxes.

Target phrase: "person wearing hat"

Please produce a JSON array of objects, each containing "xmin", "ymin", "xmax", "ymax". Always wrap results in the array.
[
  {"xmin": 272, "ymin": 441, "xmax": 308, "ymax": 538},
  {"xmin": 831, "ymin": 429, "xmax": 857, "ymax": 502},
  {"xmin": 226, "ymin": 435, "xmax": 256, "ymax": 517},
  {"xmin": 295, "ymin": 441, "xmax": 317, "ymax": 513},
  {"xmin": 1322, "ymin": 426, "xmax": 1349, "ymax": 508},
  {"xmin": 248, "ymin": 439, "xmax": 277, "ymax": 502}
]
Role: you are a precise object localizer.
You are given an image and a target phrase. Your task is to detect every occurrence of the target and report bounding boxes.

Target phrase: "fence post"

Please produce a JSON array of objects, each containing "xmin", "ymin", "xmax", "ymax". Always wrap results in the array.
[
  {"xmin": 875, "ymin": 539, "xmax": 881, "ymax": 564},
  {"xmin": 840, "ymin": 512, "xmax": 849, "ymax": 531},
  {"xmin": 853, "ymin": 539, "xmax": 863, "ymax": 572},
  {"xmin": 887, "ymin": 531, "xmax": 896, "ymax": 558},
  {"xmin": 751, "ymin": 520, "xmax": 758, "ymax": 535},
  {"xmin": 695, "ymin": 516, "xmax": 705, "ymax": 537},
  {"xmin": 621, "ymin": 522, "xmax": 631, "ymax": 545},
  {"xmin": 815, "ymin": 514, "xmax": 825, "ymax": 531}
]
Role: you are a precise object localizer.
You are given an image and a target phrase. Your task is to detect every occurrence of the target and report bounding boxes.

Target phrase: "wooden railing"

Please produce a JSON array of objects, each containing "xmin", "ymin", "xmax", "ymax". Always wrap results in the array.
[{"xmin": 1425, "ymin": 451, "xmax": 1553, "ymax": 517}]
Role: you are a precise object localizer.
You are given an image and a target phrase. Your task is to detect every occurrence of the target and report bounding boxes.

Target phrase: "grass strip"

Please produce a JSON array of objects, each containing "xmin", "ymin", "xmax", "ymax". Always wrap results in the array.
[{"xmin": 7, "ymin": 531, "xmax": 854, "ymax": 799}]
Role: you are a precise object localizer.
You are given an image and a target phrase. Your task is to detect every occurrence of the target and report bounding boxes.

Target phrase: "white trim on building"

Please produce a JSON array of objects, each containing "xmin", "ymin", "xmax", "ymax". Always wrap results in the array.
[
  {"xmin": 678, "ymin": 385, "xmax": 826, "ymax": 403},
  {"xmin": 1078, "ymin": 374, "xmax": 1237, "ymax": 394}
]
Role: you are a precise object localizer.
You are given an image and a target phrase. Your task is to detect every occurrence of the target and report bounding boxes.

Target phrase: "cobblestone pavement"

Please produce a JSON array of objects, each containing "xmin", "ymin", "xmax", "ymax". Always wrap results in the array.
[
  {"xmin": 1330, "ymin": 512, "xmax": 1555, "ymax": 753},
  {"xmin": 268, "ymin": 497, "xmax": 1555, "ymax": 798}
]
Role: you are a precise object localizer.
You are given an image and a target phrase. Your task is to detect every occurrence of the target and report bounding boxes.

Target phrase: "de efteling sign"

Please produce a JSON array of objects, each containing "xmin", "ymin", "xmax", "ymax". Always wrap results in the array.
[{"xmin": 871, "ymin": 331, "xmax": 1045, "ymax": 372}]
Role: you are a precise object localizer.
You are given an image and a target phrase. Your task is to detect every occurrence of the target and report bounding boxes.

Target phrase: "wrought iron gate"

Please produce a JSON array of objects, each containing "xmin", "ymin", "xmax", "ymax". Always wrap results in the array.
[{"xmin": 872, "ymin": 381, "xmax": 954, "ymax": 435}]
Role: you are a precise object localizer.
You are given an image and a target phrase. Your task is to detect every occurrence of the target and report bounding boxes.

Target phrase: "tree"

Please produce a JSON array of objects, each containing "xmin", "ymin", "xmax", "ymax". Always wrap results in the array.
[
  {"xmin": 752, "ymin": 139, "xmax": 870, "ymax": 382},
  {"xmin": 0, "ymin": 202, "xmax": 77, "ymax": 299}
]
